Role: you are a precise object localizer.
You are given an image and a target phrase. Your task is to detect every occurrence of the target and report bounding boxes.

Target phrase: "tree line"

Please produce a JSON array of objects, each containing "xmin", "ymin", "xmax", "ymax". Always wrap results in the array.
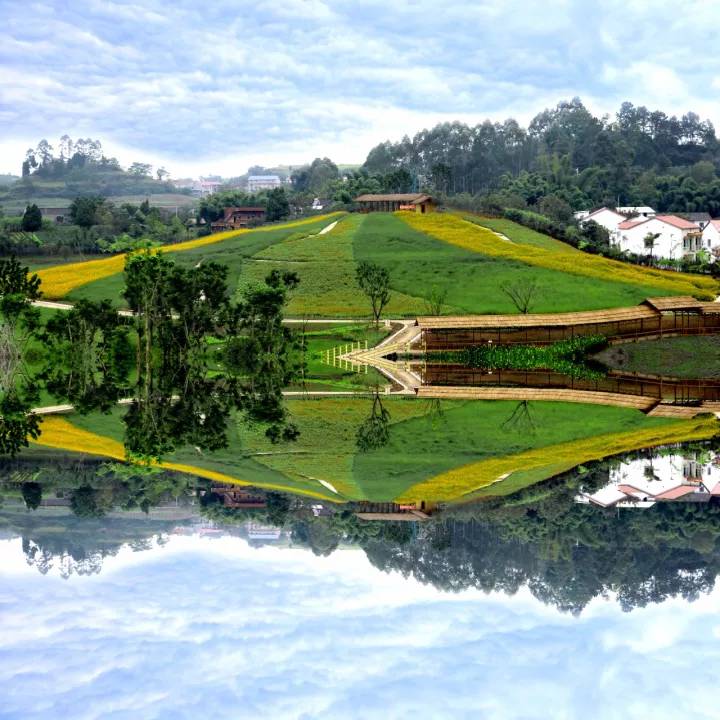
[{"xmin": 360, "ymin": 98, "xmax": 720, "ymax": 214}]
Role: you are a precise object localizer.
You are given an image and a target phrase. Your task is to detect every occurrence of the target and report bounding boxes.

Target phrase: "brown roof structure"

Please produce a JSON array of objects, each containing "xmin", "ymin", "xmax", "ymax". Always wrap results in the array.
[
  {"xmin": 643, "ymin": 296, "xmax": 706, "ymax": 312},
  {"xmin": 355, "ymin": 193, "xmax": 431, "ymax": 203},
  {"xmin": 417, "ymin": 305, "xmax": 659, "ymax": 330}
]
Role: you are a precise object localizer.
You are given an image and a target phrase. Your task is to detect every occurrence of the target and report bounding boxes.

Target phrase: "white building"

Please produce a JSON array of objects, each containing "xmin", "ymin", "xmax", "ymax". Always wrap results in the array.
[
  {"xmin": 579, "ymin": 207, "xmax": 627, "ymax": 236},
  {"xmin": 197, "ymin": 176, "xmax": 224, "ymax": 196},
  {"xmin": 247, "ymin": 175, "xmax": 283, "ymax": 192},
  {"xmin": 576, "ymin": 452, "xmax": 720, "ymax": 508},
  {"xmin": 701, "ymin": 220, "xmax": 720, "ymax": 260},
  {"xmin": 614, "ymin": 214, "xmax": 702, "ymax": 259}
]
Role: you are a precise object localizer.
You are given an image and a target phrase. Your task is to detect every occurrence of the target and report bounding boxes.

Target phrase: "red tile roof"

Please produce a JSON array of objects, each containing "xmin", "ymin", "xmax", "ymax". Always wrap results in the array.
[
  {"xmin": 655, "ymin": 215, "xmax": 700, "ymax": 230},
  {"xmin": 618, "ymin": 219, "xmax": 648, "ymax": 230},
  {"xmin": 654, "ymin": 485, "xmax": 698, "ymax": 500}
]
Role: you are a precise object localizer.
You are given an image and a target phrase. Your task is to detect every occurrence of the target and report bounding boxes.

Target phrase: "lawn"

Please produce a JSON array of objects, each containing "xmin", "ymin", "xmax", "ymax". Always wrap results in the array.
[
  {"xmin": 296, "ymin": 323, "xmax": 391, "ymax": 391},
  {"xmin": 354, "ymin": 213, "xmax": 677, "ymax": 314},
  {"xmin": 595, "ymin": 334, "xmax": 720, "ymax": 378}
]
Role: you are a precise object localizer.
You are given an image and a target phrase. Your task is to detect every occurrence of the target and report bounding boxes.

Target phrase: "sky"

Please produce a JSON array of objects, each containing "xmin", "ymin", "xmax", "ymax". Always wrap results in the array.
[
  {"xmin": 2, "ymin": 533, "xmax": 720, "ymax": 720},
  {"xmin": 2, "ymin": 1, "xmax": 720, "ymax": 177}
]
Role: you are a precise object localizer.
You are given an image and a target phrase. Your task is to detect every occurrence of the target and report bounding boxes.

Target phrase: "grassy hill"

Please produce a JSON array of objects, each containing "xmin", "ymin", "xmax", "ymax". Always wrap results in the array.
[{"xmin": 36, "ymin": 211, "xmax": 719, "ymax": 315}]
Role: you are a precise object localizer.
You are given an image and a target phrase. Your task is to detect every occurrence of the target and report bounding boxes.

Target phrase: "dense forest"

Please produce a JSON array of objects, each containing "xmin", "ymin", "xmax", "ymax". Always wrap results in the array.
[{"xmin": 360, "ymin": 98, "xmax": 720, "ymax": 215}]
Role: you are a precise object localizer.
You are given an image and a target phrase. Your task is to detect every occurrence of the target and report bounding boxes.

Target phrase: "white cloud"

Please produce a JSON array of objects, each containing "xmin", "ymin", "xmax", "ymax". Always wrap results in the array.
[
  {"xmin": 1, "ymin": 0, "xmax": 720, "ymax": 176},
  {"xmin": 1, "ymin": 533, "xmax": 720, "ymax": 719}
]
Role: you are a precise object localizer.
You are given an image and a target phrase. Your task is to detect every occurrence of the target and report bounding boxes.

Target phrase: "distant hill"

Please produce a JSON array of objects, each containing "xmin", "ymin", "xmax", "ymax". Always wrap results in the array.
[{"xmin": 1, "ymin": 136, "xmax": 195, "ymax": 213}]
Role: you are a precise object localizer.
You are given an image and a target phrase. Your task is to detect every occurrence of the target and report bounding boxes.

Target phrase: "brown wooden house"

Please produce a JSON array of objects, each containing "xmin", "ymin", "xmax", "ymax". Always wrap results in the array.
[
  {"xmin": 211, "ymin": 206, "xmax": 266, "ymax": 231},
  {"xmin": 354, "ymin": 193, "xmax": 436, "ymax": 214}
]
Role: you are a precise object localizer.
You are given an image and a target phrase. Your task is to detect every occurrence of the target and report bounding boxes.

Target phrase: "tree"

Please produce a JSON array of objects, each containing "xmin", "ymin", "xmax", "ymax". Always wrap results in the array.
[
  {"xmin": 423, "ymin": 285, "xmax": 447, "ymax": 315},
  {"xmin": 0, "ymin": 256, "xmax": 42, "ymax": 324},
  {"xmin": 500, "ymin": 279, "xmax": 539, "ymax": 314},
  {"xmin": 21, "ymin": 204, "xmax": 42, "ymax": 232},
  {"xmin": 356, "ymin": 261, "xmax": 391, "ymax": 328},
  {"xmin": 643, "ymin": 232, "xmax": 661, "ymax": 264},
  {"xmin": 128, "ymin": 162, "xmax": 152, "ymax": 176},
  {"xmin": 156, "ymin": 167, "xmax": 169, "ymax": 181},
  {"xmin": 266, "ymin": 187, "xmax": 290, "ymax": 222},
  {"xmin": 69, "ymin": 196, "xmax": 105, "ymax": 230}
]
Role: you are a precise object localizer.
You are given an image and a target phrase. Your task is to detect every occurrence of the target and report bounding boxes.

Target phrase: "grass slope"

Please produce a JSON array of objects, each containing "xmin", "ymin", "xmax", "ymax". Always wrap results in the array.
[
  {"xmin": 29, "ymin": 397, "xmax": 716, "ymax": 504},
  {"xmin": 403, "ymin": 212, "xmax": 717, "ymax": 300}
]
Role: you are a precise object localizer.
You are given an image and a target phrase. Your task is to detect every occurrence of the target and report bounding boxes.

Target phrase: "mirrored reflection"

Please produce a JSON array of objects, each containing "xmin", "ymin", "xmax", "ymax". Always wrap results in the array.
[{"xmin": 3, "ymin": 441, "xmax": 720, "ymax": 614}]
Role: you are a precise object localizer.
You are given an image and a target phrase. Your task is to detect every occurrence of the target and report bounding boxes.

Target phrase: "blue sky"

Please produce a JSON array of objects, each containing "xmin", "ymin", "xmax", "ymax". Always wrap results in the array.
[
  {"xmin": 1, "ymin": 0, "xmax": 720, "ymax": 176},
  {"xmin": 2, "ymin": 534, "xmax": 720, "ymax": 720}
]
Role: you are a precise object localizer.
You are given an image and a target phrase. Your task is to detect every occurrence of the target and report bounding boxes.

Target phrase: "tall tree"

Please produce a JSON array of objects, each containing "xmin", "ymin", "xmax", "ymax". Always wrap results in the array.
[{"xmin": 356, "ymin": 262, "xmax": 391, "ymax": 328}]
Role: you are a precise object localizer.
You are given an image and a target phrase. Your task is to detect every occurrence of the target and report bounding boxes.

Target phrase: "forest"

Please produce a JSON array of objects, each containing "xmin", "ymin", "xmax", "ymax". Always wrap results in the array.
[{"xmin": 360, "ymin": 98, "xmax": 720, "ymax": 215}]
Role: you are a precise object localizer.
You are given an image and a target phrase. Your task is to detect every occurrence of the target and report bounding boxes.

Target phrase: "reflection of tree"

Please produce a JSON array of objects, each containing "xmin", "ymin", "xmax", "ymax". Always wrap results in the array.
[
  {"xmin": 501, "ymin": 401, "xmax": 536, "ymax": 436},
  {"xmin": 0, "ymin": 257, "xmax": 43, "ymax": 457},
  {"xmin": 356, "ymin": 389, "xmax": 391, "ymax": 452},
  {"xmin": 40, "ymin": 299, "xmax": 132, "ymax": 413},
  {"xmin": 120, "ymin": 257, "xmax": 302, "ymax": 461}
]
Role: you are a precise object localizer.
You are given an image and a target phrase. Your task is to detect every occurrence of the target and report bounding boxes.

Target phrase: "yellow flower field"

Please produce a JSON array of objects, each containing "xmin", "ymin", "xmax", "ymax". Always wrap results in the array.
[
  {"xmin": 399, "ymin": 212, "xmax": 719, "ymax": 299},
  {"xmin": 35, "ymin": 212, "xmax": 345, "ymax": 299},
  {"xmin": 395, "ymin": 414, "xmax": 720, "ymax": 502},
  {"xmin": 32, "ymin": 415, "xmax": 341, "ymax": 502}
]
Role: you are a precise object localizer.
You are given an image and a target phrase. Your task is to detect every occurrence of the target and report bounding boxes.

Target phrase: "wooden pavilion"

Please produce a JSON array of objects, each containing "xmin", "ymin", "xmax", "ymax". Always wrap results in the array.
[{"xmin": 354, "ymin": 193, "xmax": 436, "ymax": 214}]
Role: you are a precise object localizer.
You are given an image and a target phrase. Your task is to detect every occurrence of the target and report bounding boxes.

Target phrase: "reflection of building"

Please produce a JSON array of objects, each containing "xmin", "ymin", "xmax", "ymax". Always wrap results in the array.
[
  {"xmin": 354, "ymin": 501, "xmax": 436, "ymax": 521},
  {"xmin": 246, "ymin": 523, "xmax": 282, "ymax": 540},
  {"xmin": 576, "ymin": 453, "xmax": 720, "ymax": 508}
]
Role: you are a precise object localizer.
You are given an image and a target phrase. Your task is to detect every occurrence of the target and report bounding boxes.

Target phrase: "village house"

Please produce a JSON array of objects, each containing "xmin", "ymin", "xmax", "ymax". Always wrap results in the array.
[
  {"xmin": 616, "ymin": 206, "xmax": 656, "ymax": 219},
  {"xmin": 39, "ymin": 207, "xmax": 69, "ymax": 224},
  {"xmin": 684, "ymin": 212, "xmax": 712, "ymax": 230},
  {"xmin": 614, "ymin": 214, "xmax": 703, "ymax": 259},
  {"xmin": 576, "ymin": 207, "xmax": 627, "ymax": 237},
  {"xmin": 354, "ymin": 193, "xmax": 436, "ymax": 214},
  {"xmin": 701, "ymin": 219, "xmax": 720, "ymax": 259},
  {"xmin": 211, "ymin": 206, "xmax": 266, "ymax": 231},
  {"xmin": 197, "ymin": 176, "xmax": 224, "ymax": 196}
]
